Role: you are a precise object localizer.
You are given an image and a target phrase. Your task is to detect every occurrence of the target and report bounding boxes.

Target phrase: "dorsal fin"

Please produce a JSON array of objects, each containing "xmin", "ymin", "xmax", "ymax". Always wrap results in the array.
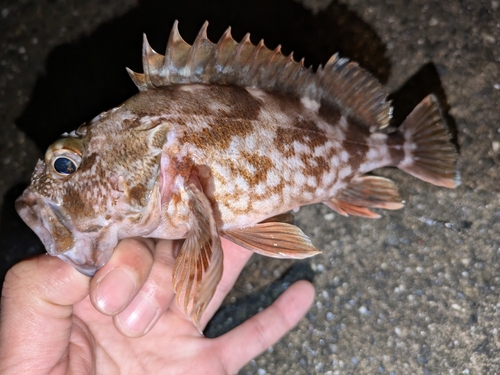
[{"xmin": 127, "ymin": 21, "xmax": 392, "ymax": 131}]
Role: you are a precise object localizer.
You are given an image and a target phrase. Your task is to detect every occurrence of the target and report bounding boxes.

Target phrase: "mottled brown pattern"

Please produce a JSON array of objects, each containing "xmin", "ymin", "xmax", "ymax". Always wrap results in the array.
[
  {"xmin": 205, "ymin": 85, "xmax": 263, "ymax": 120},
  {"xmin": 52, "ymin": 219, "xmax": 75, "ymax": 254},
  {"xmin": 63, "ymin": 183, "xmax": 93, "ymax": 217},
  {"xmin": 60, "ymin": 153, "xmax": 104, "ymax": 217},
  {"xmin": 124, "ymin": 85, "xmax": 263, "ymax": 123},
  {"xmin": 268, "ymin": 180, "xmax": 285, "ymax": 198},
  {"xmin": 216, "ymin": 184, "xmax": 254, "ymax": 215},
  {"xmin": 128, "ymin": 184, "xmax": 147, "ymax": 205},
  {"xmin": 151, "ymin": 126, "xmax": 169, "ymax": 149},
  {"xmin": 240, "ymin": 151, "xmax": 273, "ymax": 187},
  {"xmin": 275, "ymin": 94, "xmax": 302, "ymax": 115},
  {"xmin": 342, "ymin": 119, "xmax": 371, "ymax": 174},
  {"xmin": 294, "ymin": 118, "xmax": 322, "ymax": 133},
  {"xmin": 275, "ymin": 122, "xmax": 329, "ymax": 158},
  {"xmin": 181, "ymin": 119, "xmax": 254, "ymax": 151},
  {"xmin": 318, "ymin": 102, "xmax": 342, "ymax": 125},
  {"xmin": 301, "ymin": 154, "xmax": 331, "ymax": 177},
  {"xmin": 75, "ymin": 153, "xmax": 99, "ymax": 176},
  {"xmin": 121, "ymin": 89, "xmax": 178, "ymax": 119}
]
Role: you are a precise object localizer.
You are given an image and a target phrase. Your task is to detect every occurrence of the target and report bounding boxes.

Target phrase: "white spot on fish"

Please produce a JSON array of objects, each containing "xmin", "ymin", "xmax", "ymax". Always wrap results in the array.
[
  {"xmin": 331, "ymin": 155, "xmax": 340, "ymax": 168},
  {"xmin": 232, "ymin": 194, "xmax": 249, "ymax": 211},
  {"xmin": 339, "ymin": 166, "xmax": 352, "ymax": 179},
  {"xmin": 307, "ymin": 175, "xmax": 317, "ymax": 186},
  {"xmin": 301, "ymin": 97, "xmax": 320, "ymax": 112},
  {"xmin": 254, "ymin": 181, "xmax": 267, "ymax": 196},
  {"xmin": 366, "ymin": 147, "xmax": 380, "ymax": 159},
  {"xmin": 359, "ymin": 160, "xmax": 382, "ymax": 174},
  {"xmin": 313, "ymin": 141, "xmax": 336, "ymax": 157},
  {"xmin": 340, "ymin": 150, "xmax": 349, "ymax": 162},
  {"xmin": 179, "ymin": 84, "xmax": 203, "ymax": 92},
  {"xmin": 234, "ymin": 175, "xmax": 249, "ymax": 191},
  {"xmin": 370, "ymin": 132, "xmax": 388, "ymax": 140},
  {"xmin": 245, "ymin": 87, "xmax": 267, "ymax": 101},
  {"xmin": 399, "ymin": 144, "xmax": 416, "ymax": 168},
  {"xmin": 243, "ymin": 134, "xmax": 257, "ymax": 149},
  {"xmin": 294, "ymin": 172, "xmax": 306, "ymax": 185},
  {"xmin": 208, "ymin": 100, "xmax": 232, "ymax": 114},
  {"xmin": 293, "ymin": 141, "xmax": 311, "ymax": 154},
  {"xmin": 339, "ymin": 116, "xmax": 349, "ymax": 129},
  {"xmin": 322, "ymin": 170, "xmax": 337, "ymax": 186},
  {"xmin": 282, "ymin": 168, "xmax": 291, "ymax": 181},
  {"xmin": 266, "ymin": 169, "xmax": 281, "ymax": 188}
]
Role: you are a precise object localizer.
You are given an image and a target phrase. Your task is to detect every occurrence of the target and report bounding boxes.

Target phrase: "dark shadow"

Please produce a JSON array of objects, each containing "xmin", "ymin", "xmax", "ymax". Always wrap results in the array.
[
  {"xmin": 16, "ymin": 0, "xmax": 390, "ymax": 150},
  {"xmin": 0, "ymin": 184, "xmax": 45, "ymax": 285},
  {"xmin": 389, "ymin": 62, "xmax": 458, "ymax": 149},
  {"xmin": 204, "ymin": 261, "xmax": 315, "ymax": 338}
]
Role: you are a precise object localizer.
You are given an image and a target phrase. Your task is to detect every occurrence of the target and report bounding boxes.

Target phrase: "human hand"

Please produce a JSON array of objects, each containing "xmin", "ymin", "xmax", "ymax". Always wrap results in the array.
[{"xmin": 0, "ymin": 237, "xmax": 315, "ymax": 375}]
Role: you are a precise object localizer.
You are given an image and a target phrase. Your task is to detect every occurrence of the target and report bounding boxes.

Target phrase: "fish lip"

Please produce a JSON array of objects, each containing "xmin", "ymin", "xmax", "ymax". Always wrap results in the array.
[
  {"xmin": 15, "ymin": 188, "xmax": 100, "ymax": 276},
  {"xmin": 15, "ymin": 191, "xmax": 55, "ymax": 255}
]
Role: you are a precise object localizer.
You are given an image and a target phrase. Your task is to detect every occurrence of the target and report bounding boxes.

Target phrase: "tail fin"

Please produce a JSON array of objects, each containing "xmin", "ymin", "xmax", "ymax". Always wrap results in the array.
[{"xmin": 397, "ymin": 94, "xmax": 460, "ymax": 188}]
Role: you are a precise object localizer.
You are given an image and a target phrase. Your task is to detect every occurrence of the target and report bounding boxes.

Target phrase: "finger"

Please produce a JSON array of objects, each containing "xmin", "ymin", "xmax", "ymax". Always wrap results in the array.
[
  {"xmin": 197, "ymin": 237, "xmax": 253, "ymax": 329},
  {"xmin": 0, "ymin": 255, "xmax": 90, "ymax": 373},
  {"xmin": 114, "ymin": 239, "xmax": 179, "ymax": 337},
  {"xmin": 90, "ymin": 238, "xmax": 155, "ymax": 315},
  {"xmin": 215, "ymin": 280, "xmax": 315, "ymax": 374}
]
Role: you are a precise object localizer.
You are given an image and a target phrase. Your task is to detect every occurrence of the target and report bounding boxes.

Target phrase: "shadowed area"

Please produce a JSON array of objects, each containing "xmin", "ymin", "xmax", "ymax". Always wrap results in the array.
[
  {"xmin": 205, "ymin": 261, "xmax": 315, "ymax": 337},
  {"xmin": 388, "ymin": 62, "xmax": 458, "ymax": 149}
]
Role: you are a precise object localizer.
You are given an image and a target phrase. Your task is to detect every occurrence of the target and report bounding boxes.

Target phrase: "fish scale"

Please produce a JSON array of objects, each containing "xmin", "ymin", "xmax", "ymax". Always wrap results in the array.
[{"xmin": 16, "ymin": 21, "xmax": 459, "ymax": 331}]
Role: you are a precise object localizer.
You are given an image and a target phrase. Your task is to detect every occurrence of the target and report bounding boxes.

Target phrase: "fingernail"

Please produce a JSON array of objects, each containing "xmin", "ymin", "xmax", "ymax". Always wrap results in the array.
[
  {"xmin": 95, "ymin": 268, "xmax": 137, "ymax": 314},
  {"xmin": 115, "ymin": 293, "xmax": 160, "ymax": 336}
]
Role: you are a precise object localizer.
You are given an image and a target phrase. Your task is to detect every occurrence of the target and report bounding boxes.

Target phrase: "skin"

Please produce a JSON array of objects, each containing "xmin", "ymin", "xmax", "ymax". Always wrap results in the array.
[{"xmin": 0, "ymin": 237, "xmax": 315, "ymax": 375}]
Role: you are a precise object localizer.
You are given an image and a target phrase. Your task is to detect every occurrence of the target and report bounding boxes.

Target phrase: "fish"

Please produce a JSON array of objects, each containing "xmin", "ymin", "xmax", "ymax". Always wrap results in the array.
[{"xmin": 16, "ymin": 21, "xmax": 460, "ymax": 330}]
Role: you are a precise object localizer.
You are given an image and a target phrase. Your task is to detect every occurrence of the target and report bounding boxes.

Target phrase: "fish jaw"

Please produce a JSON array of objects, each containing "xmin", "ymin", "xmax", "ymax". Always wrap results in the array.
[{"xmin": 15, "ymin": 187, "xmax": 116, "ymax": 276}]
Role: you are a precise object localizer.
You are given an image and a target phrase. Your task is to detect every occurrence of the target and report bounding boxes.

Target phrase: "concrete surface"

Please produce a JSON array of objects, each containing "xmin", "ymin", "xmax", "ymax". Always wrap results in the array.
[{"xmin": 0, "ymin": 0, "xmax": 499, "ymax": 374}]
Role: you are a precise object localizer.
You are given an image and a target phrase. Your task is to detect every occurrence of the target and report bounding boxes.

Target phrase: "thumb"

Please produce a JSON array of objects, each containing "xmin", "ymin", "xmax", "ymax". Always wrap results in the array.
[{"xmin": 0, "ymin": 254, "xmax": 90, "ymax": 374}]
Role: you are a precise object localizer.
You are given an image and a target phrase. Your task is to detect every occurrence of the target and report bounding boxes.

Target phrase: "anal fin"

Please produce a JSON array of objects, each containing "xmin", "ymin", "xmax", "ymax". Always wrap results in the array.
[
  {"xmin": 222, "ymin": 222, "xmax": 320, "ymax": 259},
  {"xmin": 325, "ymin": 176, "xmax": 403, "ymax": 218},
  {"xmin": 259, "ymin": 212, "xmax": 295, "ymax": 225},
  {"xmin": 173, "ymin": 177, "xmax": 223, "ymax": 331}
]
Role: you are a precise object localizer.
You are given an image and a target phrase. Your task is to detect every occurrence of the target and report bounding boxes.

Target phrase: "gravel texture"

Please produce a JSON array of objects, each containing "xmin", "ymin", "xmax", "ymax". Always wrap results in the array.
[{"xmin": 1, "ymin": 0, "xmax": 499, "ymax": 374}]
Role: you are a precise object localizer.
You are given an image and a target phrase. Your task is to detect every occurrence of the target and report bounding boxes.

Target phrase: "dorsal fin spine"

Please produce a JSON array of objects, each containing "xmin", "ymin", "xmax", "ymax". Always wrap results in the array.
[
  {"xmin": 185, "ymin": 21, "xmax": 212, "ymax": 79},
  {"xmin": 128, "ymin": 21, "xmax": 393, "ymax": 131}
]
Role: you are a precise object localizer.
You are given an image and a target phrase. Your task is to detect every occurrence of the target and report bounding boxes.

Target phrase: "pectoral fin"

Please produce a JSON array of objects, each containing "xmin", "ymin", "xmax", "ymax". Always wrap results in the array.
[
  {"xmin": 325, "ymin": 176, "xmax": 403, "ymax": 218},
  {"xmin": 172, "ymin": 179, "xmax": 223, "ymax": 331},
  {"xmin": 223, "ymin": 222, "xmax": 320, "ymax": 259}
]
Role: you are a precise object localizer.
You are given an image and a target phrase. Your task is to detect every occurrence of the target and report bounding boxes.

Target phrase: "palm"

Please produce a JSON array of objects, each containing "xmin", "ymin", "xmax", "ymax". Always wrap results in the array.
[{"xmin": 71, "ymin": 294, "xmax": 226, "ymax": 374}]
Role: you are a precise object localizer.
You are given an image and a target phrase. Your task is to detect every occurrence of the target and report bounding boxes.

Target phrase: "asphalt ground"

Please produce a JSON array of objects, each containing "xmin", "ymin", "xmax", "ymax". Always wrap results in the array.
[{"xmin": 0, "ymin": 0, "xmax": 499, "ymax": 374}]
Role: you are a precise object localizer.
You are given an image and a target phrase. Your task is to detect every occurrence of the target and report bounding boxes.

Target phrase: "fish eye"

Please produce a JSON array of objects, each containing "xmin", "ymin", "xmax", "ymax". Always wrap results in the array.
[
  {"xmin": 53, "ymin": 157, "xmax": 78, "ymax": 175},
  {"xmin": 45, "ymin": 138, "xmax": 83, "ymax": 178}
]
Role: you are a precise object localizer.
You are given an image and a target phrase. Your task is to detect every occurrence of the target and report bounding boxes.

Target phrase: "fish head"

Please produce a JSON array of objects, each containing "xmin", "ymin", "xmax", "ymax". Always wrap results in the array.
[{"xmin": 16, "ymin": 109, "xmax": 164, "ymax": 276}]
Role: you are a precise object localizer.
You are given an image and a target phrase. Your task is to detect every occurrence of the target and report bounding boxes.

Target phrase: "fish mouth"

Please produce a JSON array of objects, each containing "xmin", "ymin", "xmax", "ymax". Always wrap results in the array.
[{"xmin": 15, "ymin": 188, "xmax": 108, "ymax": 276}]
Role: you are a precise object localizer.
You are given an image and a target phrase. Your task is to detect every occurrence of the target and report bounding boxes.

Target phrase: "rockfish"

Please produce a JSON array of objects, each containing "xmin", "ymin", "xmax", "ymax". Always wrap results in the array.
[{"xmin": 16, "ymin": 21, "xmax": 459, "ymax": 329}]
